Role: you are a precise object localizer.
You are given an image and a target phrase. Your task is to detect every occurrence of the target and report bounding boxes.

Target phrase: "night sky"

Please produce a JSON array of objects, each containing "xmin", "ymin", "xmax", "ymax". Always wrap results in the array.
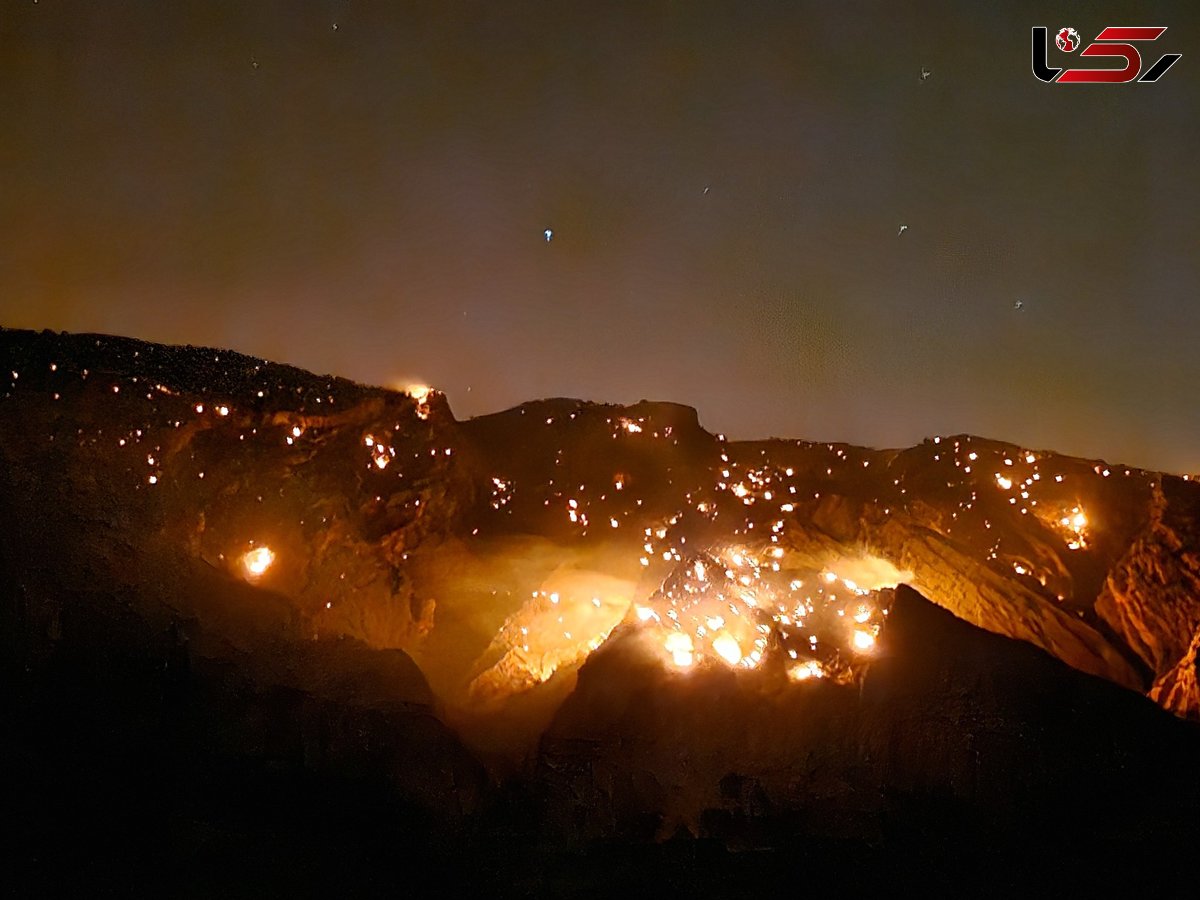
[{"xmin": 2, "ymin": 1, "xmax": 1197, "ymax": 472}]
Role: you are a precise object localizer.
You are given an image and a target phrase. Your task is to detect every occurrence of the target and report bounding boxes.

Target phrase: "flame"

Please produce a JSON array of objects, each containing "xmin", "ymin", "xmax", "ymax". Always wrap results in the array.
[
  {"xmin": 242, "ymin": 546, "xmax": 275, "ymax": 580},
  {"xmin": 711, "ymin": 632, "xmax": 742, "ymax": 665},
  {"xmin": 788, "ymin": 659, "xmax": 825, "ymax": 681},
  {"xmin": 390, "ymin": 382, "xmax": 436, "ymax": 419},
  {"xmin": 851, "ymin": 629, "xmax": 876, "ymax": 653},
  {"xmin": 665, "ymin": 632, "xmax": 695, "ymax": 668},
  {"xmin": 629, "ymin": 546, "xmax": 898, "ymax": 679},
  {"xmin": 1037, "ymin": 503, "xmax": 1091, "ymax": 551}
]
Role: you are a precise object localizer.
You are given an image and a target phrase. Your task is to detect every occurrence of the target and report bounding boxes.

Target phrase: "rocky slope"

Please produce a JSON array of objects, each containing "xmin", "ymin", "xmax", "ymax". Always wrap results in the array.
[{"xmin": 3, "ymin": 326, "xmax": 1200, "ymax": 892}]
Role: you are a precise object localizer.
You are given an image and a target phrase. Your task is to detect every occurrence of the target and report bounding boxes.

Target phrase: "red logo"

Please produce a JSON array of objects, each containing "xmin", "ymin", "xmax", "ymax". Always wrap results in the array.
[
  {"xmin": 1055, "ymin": 28, "xmax": 1080, "ymax": 52},
  {"xmin": 1032, "ymin": 26, "xmax": 1182, "ymax": 83}
]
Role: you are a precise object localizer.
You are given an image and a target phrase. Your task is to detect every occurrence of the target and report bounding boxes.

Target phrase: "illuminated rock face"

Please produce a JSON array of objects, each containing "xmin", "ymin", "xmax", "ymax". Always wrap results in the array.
[
  {"xmin": 536, "ymin": 585, "xmax": 1200, "ymax": 848},
  {"xmin": 2, "ymin": 325, "xmax": 1199, "ymax": 723},
  {"xmin": 4, "ymin": 327, "xmax": 1200, "ymax": 892}
]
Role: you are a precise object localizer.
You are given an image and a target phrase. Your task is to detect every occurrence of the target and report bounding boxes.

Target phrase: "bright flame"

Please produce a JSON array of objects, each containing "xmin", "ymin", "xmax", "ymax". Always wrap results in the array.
[
  {"xmin": 711, "ymin": 632, "xmax": 742, "ymax": 665},
  {"xmin": 1046, "ymin": 504, "xmax": 1091, "ymax": 550},
  {"xmin": 851, "ymin": 629, "xmax": 876, "ymax": 653},
  {"xmin": 788, "ymin": 660, "xmax": 825, "ymax": 681},
  {"xmin": 242, "ymin": 546, "xmax": 275, "ymax": 580},
  {"xmin": 665, "ymin": 632, "xmax": 694, "ymax": 668},
  {"xmin": 395, "ymin": 383, "xmax": 435, "ymax": 419}
]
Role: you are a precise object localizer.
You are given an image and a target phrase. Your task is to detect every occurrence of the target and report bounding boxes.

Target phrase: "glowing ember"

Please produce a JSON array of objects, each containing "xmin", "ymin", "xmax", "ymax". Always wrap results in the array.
[
  {"xmin": 364, "ymin": 434, "xmax": 396, "ymax": 470},
  {"xmin": 852, "ymin": 629, "xmax": 876, "ymax": 652},
  {"xmin": 1059, "ymin": 506, "xmax": 1090, "ymax": 550},
  {"xmin": 242, "ymin": 546, "xmax": 275, "ymax": 580},
  {"xmin": 404, "ymin": 384, "xmax": 435, "ymax": 419},
  {"xmin": 665, "ymin": 631, "xmax": 695, "ymax": 668},
  {"xmin": 787, "ymin": 659, "xmax": 825, "ymax": 681},
  {"xmin": 630, "ymin": 547, "xmax": 901, "ymax": 678},
  {"xmin": 711, "ymin": 632, "xmax": 742, "ymax": 665}
]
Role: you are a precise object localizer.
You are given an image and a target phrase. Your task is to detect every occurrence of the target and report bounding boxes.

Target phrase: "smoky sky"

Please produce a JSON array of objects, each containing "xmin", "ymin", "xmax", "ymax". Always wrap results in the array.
[{"xmin": 1, "ymin": 1, "xmax": 1197, "ymax": 472}]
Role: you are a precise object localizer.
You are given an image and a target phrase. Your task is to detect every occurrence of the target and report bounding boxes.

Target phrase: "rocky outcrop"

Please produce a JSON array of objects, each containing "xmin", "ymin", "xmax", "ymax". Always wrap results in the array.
[
  {"xmin": 527, "ymin": 585, "xmax": 1200, "ymax": 889},
  {"xmin": 1151, "ymin": 625, "xmax": 1200, "ymax": 719},
  {"xmin": 1097, "ymin": 480, "xmax": 1200, "ymax": 685}
]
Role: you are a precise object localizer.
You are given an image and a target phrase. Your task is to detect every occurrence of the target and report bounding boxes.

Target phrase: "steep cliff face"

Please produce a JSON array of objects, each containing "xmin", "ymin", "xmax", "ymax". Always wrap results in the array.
[
  {"xmin": 1151, "ymin": 626, "xmax": 1200, "ymax": 718},
  {"xmin": 1097, "ymin": 480, "xmax": 1200, "ymax": 716}
]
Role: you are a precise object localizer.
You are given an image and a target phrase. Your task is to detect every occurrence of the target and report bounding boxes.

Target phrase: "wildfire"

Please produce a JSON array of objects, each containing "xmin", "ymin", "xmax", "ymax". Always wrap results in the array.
[
  {"xmin": 711, "ymin": 632, "xmax": 743, "ymax": 665},
  {"xmin": 633, "ymin": 547, "xmax": 901, "ymax": 680},
  {"xmin": 364, "ymin": 434, "xmax": 396, "ymax": 470},
  {"xmin": 241, "ymin": 546, "xmax": 275, "ymax": 580},
  {"xmin": 1058, "ymin": 506, "xmax": 1089, "ymax": 550},
  {"xmin": 391, "ymin": 382, "xmax": 435, "ymax": 419},
  {"xmin": 787, "ymin": 659, "xmax": 825, "ymax": 681},
  {"xmin": 851, "ymin": 629, "xmax": 876, "ymax": 652},
  {"xmin": 665, "ymin": 632, "xmax": 695, "ymax": 668}
]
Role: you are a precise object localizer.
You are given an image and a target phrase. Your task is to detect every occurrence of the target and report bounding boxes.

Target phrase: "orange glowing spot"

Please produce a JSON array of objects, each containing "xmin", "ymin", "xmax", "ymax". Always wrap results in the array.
[
  {"xmin": 665, "ymin": 632, "xmax": 694, "ymax": 668},
  {"xmin": 242, "ymin": 546, "xmax": 275, "ymax": 580},
  {"xmin": 852, "ymin": 630, "xmax": 876, "ymax": 653},
  {"xmin": 788, "ymin": 660, "xmax": 825, "ymax": 681},
  {"xmin": 712, "ymin": 633, "xmax": 742, "ymax": 665}
]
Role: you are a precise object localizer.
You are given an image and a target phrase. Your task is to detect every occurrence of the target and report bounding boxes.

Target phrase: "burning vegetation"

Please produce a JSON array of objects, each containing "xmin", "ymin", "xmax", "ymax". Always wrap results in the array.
[
  {"xmin": 5, "ymin": 328, "xmax": 1200, "ymax": 894},
  {"xmin": 2, "ymin": 327, "xmax": 1199, "ymax": 727}
]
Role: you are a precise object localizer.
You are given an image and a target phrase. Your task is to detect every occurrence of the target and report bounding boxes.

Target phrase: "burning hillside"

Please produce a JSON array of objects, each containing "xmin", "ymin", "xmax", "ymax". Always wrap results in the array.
[{"xmin": 3, "ymin": 327, "xmax": 1200, "ymax": 893}]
